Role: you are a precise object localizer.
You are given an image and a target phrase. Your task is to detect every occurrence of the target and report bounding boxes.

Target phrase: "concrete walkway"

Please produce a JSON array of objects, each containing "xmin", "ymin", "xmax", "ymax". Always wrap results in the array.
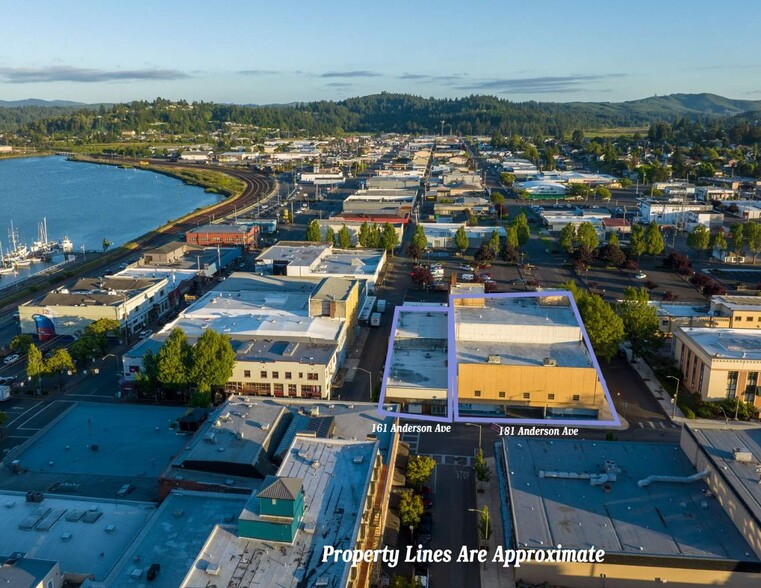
[
  {"xmin": 627, "ymin": 355, "xmax": 686, "ymax": 420},
  {"xmin": 474, "ymin": 456, "xmax": 515, "ymax": 588}
]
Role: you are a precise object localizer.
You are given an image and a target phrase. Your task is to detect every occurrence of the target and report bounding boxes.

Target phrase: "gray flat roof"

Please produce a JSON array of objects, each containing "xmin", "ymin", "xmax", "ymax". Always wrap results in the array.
[
  {"xmin": 712, "ymin": 295, "xmax": 761, "ymax": 311},
  {"xmin": 395, "ymin": 309, "xmax": 448, "ymax": 340},
  {"xmin": 458, "ymin": 339, "xmax": 592, "ymax": 367},
  {"xmin": 181, "ymin": 439, "xmax": 376, "ymax": 588},
  {"xmin": 455, "ymin": 295, "xmax": 578, "ymax": 329},
  {"xmin": 233, "ymin": 338, "xmax": 337, "ymax": 365},
  {"xmin": 387, "ymin": 345, "xmax": 448, "ymax": 391},
  {"xmin": 504, "ymin": 438, "xmax": 759, "ymax": 560},
  {"xmin": 173, "ymin": 402, "xmax": 287, "ymax": 469},
  {"xmin": 687, "ymin": 426, "xmax": 761, "ymax": 527},
  {"xmin": 0, "ymin": 491, "xmax": 154, "ymax": 581},
  {"xmin": 311, "ymin": 250, "xmax": 384, "ymax": 277},
  {"xmin": 15, "ymin": 404, "xmax": 189, "ymax": 478},
  {"xmin": 678, "ymin": 328, "xmax": 761, "ymax": 360},
  {"xmin": 256, "ymin": 242, "xmax": 329, "ymax": 266},
  {"xmin": 189, "ymin": 224, "xmax": 248, "ymax": 234},
  {"xmin": 104, "ymin": 490, "xmax": 250, "ymax": 588}
]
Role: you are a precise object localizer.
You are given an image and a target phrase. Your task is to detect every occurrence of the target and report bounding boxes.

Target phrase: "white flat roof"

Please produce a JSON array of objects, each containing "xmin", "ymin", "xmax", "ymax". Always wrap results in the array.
[
  {"xmin": 0, "ymin": 492, "xmax": 154, "ymax": 581},
  {"xmin": 181, "ymin": 439, "xmax": 377, "ymax": 588},
  {"xmin": 679, "ymin": 327, "xmax": 761, "ymax": 361}
]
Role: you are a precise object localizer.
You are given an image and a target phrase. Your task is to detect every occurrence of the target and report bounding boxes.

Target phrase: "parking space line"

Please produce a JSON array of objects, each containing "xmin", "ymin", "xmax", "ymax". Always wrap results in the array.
[
  {"xmin": 648, "ymin": 421, "xmax": 656, "ymax": 429},
  {"xmin": 3, "ymin": 402, "xmax": 42, "ymax": 428},
  {"xmin": 637, "ymin": 422, "xmax": 644, "ymax": 429}
]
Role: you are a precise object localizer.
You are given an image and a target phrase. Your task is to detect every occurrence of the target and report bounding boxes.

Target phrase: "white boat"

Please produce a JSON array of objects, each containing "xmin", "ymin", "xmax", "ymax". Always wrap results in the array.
[{"xmin": 61, "ymin": 236, "xmax": 73, "ymax": 253}]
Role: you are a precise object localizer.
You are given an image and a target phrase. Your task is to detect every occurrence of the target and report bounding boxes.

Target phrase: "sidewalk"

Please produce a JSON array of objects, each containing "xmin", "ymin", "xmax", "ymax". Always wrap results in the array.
[
  {"xmin": 474, "ymin": 456, "xmax": 515, "ymax": 588},
  {"xmin": 626, "ymin": 354, "xmax": 685, "ymax": 419}
]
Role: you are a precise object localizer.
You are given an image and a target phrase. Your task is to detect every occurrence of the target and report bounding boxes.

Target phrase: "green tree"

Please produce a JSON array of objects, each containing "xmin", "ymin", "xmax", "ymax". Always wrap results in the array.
[
  {"xmin": 305, "ymin": 219, "xmax": 321, "ymax": 242},
  {"xmin": 474, "ymin": 243, "xmax": 496, "ymax": 265},
  {"xmin": 136, "ymin": 349, "xmax": 160, "ymax": 399},
  {"xmin": 466, "ymin": 209, "xmax": 478, "ymax": 226},
  {"xmin": 366, "ymin": 224, "xmax": 381, "ymax": 248},
  {"xmin": 157, "ymin": 328, "xmax": 192, "ymax": 392},
  {"xmin": 595, "ymin": 186, "xmax": 612, "ymax": 201},
  {"xmin": 568, "ymin": 183, "xmax": 590, "ymax": 199},
  {"xmin": 478, "ymin": 506, "xmax": 492, "ymax": 542},
  {"xmin": 618, "ymin": 287, "xmax": 661, "ymax": 356},
  {"xmin": 474, "ymin": 448, "xmax": 491, "ymax": 483},
  {"xmin": 576, "ymin": 292, "xmax": 625, "ymax": 362},
  {"xmin": 10, "ymin": 334, "xmax": 33, "ymax": 355},
  {"xmin": 731, "ymin": 223, "xmax": 744, "ymax": 252},
  {"xmin": 512, "ymin": 212, "xmax": 530, "ymax": 246},
  {"xmin": 488, "ymin": 230, "xmax": 501, "ymax": 255},
  {"xmin": 629, "ymin": 224, "xmax": 647, "ymax": 258},
  {"xmin": 69, "ymin": 334, "xmax": 103, "ymax": 364},
  {"xmin": 644, "ymin": 222, "xmax": 665, "ymax": 256},
  {"xmin": 620, "ymin": 177, "xmax": 633, "ymax": 188},
  {"xmin": 686, "ymin": 225, "xmax": 710, "ymax": 256},
  {"xmin": 745, "ymin": 222, "xmax": 761, "ymax": 263},
  {"xmin": 608, "ymin": 231, "xmax": 620, "ymax": 247},
  {"xmin": 454, "ymin": 226, "xmax": 469, "ymax": 254},
  {"xmin": 523, "ymin": 143, "xmax": 540, "ymax": 165},
  {"xmin": 576, "ymin": 222, "xmax": 599, "ymax": 251},
  {"xmin": 102, "ymin": 238, "xmax": 111, "ymax": 252},
  {"xmin": 411, "ymin": 225, "xmax": 428, "ymax": 252},
  {"xmin": 189, "ymin": 329, "xmax": 236, "ymax": 405},
  {"xmin": 406, "ymin": 454, "xmax": 436, "ymax": 490},
  {"xmin": 324, "ymin": 226, "xmax": 335, "ymax": 245},
  {"xmin": 380, "ymin": 223, "xmax": 399, "ymax": 254},
  {"xmin": 695, "ymin": 162, "xmax": 716, "ymax": 178},
  {"xmin": 571, "ymin": 129, "xmax": 585, "ymax": 145},
  {"xmin": 338, "ymin": 225, "xmax": 352, "ymax": 249},
  {"xmin": 559, "ymin": 224, "xmax": 576, "ymax": 252},
  {"xmin": 358, "ymin": 221, "xmax": 370, "ymax": 247},
  {"xmin": 44, "ymin": 348, "xmax": 76, "ymax": 391},
  {"xmin": 505, "ymin": 225, "xmax": 519, "ymax": 250},
  {"xmin": 710, "ymin": 230, "xmax": 728, "ymax": 253},
  {"xmin": 491, "ymin": 192, "xmax": 506, "ymax": 218},
  {"xmin": 26, "ymin": 344, "xmax": 45, "ymax": 394},
  {"xmin": 499, "ymin": 172, "xmax": 515, "ymax": 187},
  {"xmin": 85, "ymin": 318, "xmax": 122, "ymax": 338},
  {"xmin": 399, "ymin": 491, "xmax": 425, "ymax": 529}
]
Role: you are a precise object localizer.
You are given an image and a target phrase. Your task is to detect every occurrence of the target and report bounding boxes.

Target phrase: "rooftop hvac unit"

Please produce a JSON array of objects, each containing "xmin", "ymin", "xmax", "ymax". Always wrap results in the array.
[
  {"xmin": 311, "ymin": 460, "xmax": 321, "ymax": 469},
  {"xmin": 310, "ymin": 406, "xmax": 320, "ymax": 417},
  {"xmin": 206, "ymin": 563, "xmax": 221, "ymax": 576},
  {"xmin": 543, "ymin": 357, "xmax": 557, "ymax": 367},
  {"xmin": 353, "ymin": 456, "xmax": 364, "ymax": 464},
  {"xmin": 733, "ymin": 447, "xmax": 753, "ymax": 463},
  {"xmin": 487, "ymin": 354, "xmax": 501, "ymax": 364},
  {"xmin": 61, "ymin": 532, "xmax": 72, "ymax": 542},
  {"xmin": 204, "ymin": 432, "xmax": 217, "ymax": 444},
  {"xmin": 261, "ymin": 423, "xmax": 271, "ymax": 431}
]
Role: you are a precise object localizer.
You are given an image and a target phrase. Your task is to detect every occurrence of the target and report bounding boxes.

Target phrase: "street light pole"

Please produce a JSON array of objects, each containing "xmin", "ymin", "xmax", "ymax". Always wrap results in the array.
[
  {"xmin": 466, "ymin": 423, "xmax": 482, "ymax": 452},
  {"xmin": 666, "ymin": 376, "xmax": 680, "ymax": 418}
]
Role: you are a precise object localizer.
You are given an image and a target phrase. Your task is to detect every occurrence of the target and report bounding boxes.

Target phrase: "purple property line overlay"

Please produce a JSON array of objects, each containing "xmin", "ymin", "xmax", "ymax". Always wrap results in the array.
[
  {"xmin": 449, "ymin": 290, "xmax": 621, "ymax": 428},
  {"xmin": 377, "ymin": 304, "xmax": 453, "ymax": 423},
  {"xmin": 376, "ymin": 292, "xmax": 621, "ymax": 428}
]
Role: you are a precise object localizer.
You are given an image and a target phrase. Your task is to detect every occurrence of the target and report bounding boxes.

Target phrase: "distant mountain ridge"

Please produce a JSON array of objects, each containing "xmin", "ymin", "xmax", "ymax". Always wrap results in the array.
[
  {"xmin": 3, "ymin": 93, "xmax": 761, "ymax": 137},
  {"xmin": 0, "ymin": 98, "xmax": 90, "ymax": 108}
]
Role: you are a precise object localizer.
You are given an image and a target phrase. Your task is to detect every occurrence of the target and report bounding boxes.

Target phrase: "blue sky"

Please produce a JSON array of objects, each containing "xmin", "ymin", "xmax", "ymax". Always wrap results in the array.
[{"xmin": 2, "ymin": 0, "xmax": 760, "ymax": 104}]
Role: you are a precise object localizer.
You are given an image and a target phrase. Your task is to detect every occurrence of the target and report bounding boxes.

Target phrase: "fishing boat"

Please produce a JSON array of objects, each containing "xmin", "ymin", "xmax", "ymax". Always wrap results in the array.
[
  {"xmin": 4, "ymin": 221, "xmax": 30, "ymax": 265},
  {"xmin": 30, "ymin": 218, "xmax": 59, "ymax": 254},
  {"xmin": 61, "ymin": 236, "xmax": 74, "ymax": 253},
  {"xmin": 0, "ymin": 243, "xmax": 15, "ymax": 275}
]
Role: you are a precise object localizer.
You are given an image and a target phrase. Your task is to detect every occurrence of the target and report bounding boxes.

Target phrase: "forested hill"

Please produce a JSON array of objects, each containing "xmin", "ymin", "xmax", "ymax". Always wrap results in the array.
[{"xmin": 4, "ymin": 92, "xmax": 761, "ymax": 140}]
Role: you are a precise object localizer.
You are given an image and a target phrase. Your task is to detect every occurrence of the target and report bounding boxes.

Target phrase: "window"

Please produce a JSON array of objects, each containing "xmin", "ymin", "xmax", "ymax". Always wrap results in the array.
[
  {"xmin": 299, "ymin": 373, "xmax": 303, "ymax": 379},
  {"xmin": 746, "ymin": 372, "xmax": 758, "ymax": 395},
  {"xmin": 572, "ymin": 394, "xmax": 580, "ymax": 401},
  {"xmin": 522, "ymin": 392, "xmax": 530, "ymax": 399},
  {"xmin": 285, "ymin": 372, "xmax": 292, "ymax": 380},
  {"xmin": 243, "ymin": 370, "xmax": 251, "ymax": 378},
  {"xmin": 272, "ymin": 371, "xmax": 279, "ymax": 379},
  {"xmin": 307, "ymin": 373, "xmax": 319, "ymax": 381},
  {"xmin": 726, "ymin": 371, "xmax": 739, "ymax": 399},
  {"xmin": 260, "ymin": 371, "xmax": 267, "ymax": 378},
  {"xmin": 300, "ymin": 384, "xmax": 322, "ymax": 397},
  {"xmin": 736, "ymin": 316, "xmax": 743, "ymax": 322},
  {"xmin": 474, "ymin": 390, "xmax": 481, "ymax": 397},
  {"xmin": 288, "ymin": 384, "xmax": 297, "ymax": 395},
  {"xmin": 748, "ymin": 316, "xmax": 755, "ymax": 322},
  {"xmin": 548, "ymin": 393, "xmax": 555, "ymax": 400},
  {"xmin": 273, "ymin": 383, "xmax": 284, "ymax": 395},
  {"xmin": 498, "ymin": 391, "xmax": 505, "ymax": 398}
]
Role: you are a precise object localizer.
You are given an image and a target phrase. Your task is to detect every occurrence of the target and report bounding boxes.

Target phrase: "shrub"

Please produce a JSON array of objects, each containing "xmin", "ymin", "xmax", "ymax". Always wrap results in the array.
[
  {"xmin": 663, "ymin": 252, "xmax": 692, "ymax": 275},
  {"xmin": 689, "ymin": 273, "xmax": 711, "ymax": 287},
  {"xmin": 623, "ymin": 259, "xmax": 639, "ymax": 270},
  {"xmin": 702, "ymin": 281, "xmax": 727, "ymax": 296},
  {"xmin": 682, "ymin": 407, "xmax": 696, "ymax": 419}
]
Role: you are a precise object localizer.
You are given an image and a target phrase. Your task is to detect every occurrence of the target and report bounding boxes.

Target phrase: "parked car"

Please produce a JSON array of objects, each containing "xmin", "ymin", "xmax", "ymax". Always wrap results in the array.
[
  {"xmin": 479, "ymin": 272, "xmax": 492, "ymax": 280},
  {"xmin": 421, "ymin": 486, "xmax": 433, "ymax": 509},
  {"xmin": 634, "ymin": 272, "xmax": 647, "ymax": 279},
  {"xmin": 3, "ymin": 354, "xmax": 19, "ymax": 366},
  {"xmin": 413, "ymin": 566, "xmax": 429, "ymax": 588},
  {"xmin": 137, "ymin": 329, "xmax": 152, "ymax": 339},
  {"xmin": 459, "ymin": 263, "xmax": 473, "ymax": 271},
  {"xmin": 0, "ymin": 376, "xmax": 16, "ymax": 385},
  {"xmin": 419, "ymin": 512, "xmax": 433, "ymax": 536},
  {"xmin": 116, "ymin": 483, "xmax": 135, "ymax": 497},
  {"xmin": 461, "ymin": 273, "xmax": 474, "ymax": 282}
]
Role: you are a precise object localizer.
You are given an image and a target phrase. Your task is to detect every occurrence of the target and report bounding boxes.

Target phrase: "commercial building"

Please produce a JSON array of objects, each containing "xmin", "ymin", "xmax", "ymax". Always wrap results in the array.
[
  {"xmin": 695, "ymin": 186, "xmax": 737, "ymax": 201},
  {"xmin": 673, "ymin": 327, "xmax": 761, "ymax": 407},
  {"xmin": 0, "ymin": 556, "xmax": 61, "ymax": 588},
  {"xmin": 710, "ymin": 295, "xmax": 761, "ymax": 327},
  {"xmin": 454, "ymin": 294, "xmax": 611, "ymax": 420},
  {"xmin": 18, "ymin": 275, "xmax": 168, "ymax": 339},
  {"xmin": 298, "ymin": 170, "xmax": 345, "ymax": 185},
  {"xmin": 419, "ymin": 223, "xmax": 506, "ymax": 249},
  {"xmin": 515, "ymin": 180, "xmax": 568, "ymax": 196},
  {"xmin": 383, "ymin": 308, "xmax": 449, "ymax": 417},
  {"xmin": 637, "ymin": 198, "xmax": 714, "ymax": 226},
  {"xmin": 123, "ymin": 274, "xmax": 361, "ymax": 399},
  {"xmin": 733, "ymin": 201, "xmax": 761, "ymax": 220},
  {"xmin": 601, "ymin": 217, "xmax": 631, "ymax": 235},
  {"xmin": 256, "ymin": 242, "xmax": 386, "ymax": 293},
  {"xmin": 185, "ymin": 223, "xmax": 259, "ymax": 248},
  {"xmin": 433, "ymin": 195, "xmax": 492, "ymax": 216},
  {"xmin": 501, "ymin": 436, "xmax": 761, "ymax": 587},
  {"xmin": 685, "ymin": 209, "xmax": 724, "ymax": 230}
]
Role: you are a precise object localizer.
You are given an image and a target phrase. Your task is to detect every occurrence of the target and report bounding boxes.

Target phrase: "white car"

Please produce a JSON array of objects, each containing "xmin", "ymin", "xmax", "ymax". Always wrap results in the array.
[
  {"xmin": 461, "ymin": 273, "xmax": 475, "ymax": 282},
  {"xmin": 3, "ymin": 354, "xmax": 20, "ymax": 365},
  {"xmin": 137, "ymin": 329, "xmax": 152, "ymax": 339},
  {"xmin": 634, "ymin": 272, "xmax": 647, "ymax": 280}
]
